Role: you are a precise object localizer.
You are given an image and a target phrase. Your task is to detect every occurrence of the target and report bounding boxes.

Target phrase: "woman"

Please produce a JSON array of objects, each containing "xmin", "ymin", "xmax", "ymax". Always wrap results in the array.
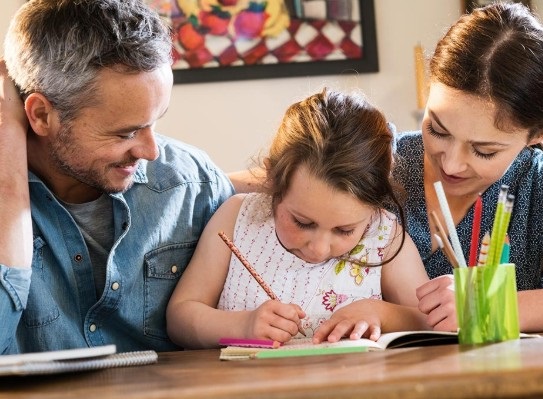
[{"xmin": 405, "ymin": 2, "xmax": 543, "ymax": 333}]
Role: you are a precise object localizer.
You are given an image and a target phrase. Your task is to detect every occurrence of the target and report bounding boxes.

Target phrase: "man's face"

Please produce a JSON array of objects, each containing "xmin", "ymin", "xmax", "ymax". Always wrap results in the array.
[{"xmin": 45, "ymin": 64, "xmax": 173, "ymax": 203}]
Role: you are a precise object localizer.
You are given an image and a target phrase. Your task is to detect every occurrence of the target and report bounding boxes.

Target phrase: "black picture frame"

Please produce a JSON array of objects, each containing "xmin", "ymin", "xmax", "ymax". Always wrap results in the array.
[
  {"xmin": 160, "ymin": 0, "xmax": 378, "ymax": 84},
  {"xmin": 463, "ymin": 0, "xmax": 530, "ymax": 13}
]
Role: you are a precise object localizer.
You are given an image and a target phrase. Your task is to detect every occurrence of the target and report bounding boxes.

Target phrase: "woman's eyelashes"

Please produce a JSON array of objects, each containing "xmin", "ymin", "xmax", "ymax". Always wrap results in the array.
[
  {"xmin": 426, "ymin": 122, "xmax": 447, "ymax": 138},
  {"xmin": 472, "ymin": 147, "xmax": 497, "ymax": 160},
  {"xmin": 426, "ymin": 122, "xmax": 497, "ymax": 160}
]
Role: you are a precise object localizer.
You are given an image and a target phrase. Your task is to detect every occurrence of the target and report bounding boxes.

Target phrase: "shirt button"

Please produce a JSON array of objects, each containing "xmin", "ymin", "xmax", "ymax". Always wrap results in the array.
[
  {"xmin": 171, "ymin": 265, "xmax": 178, "ymax": 273},
  {"xmin": 111, "ymin": 282, "xmax": 120, "ymax": 291},
  {"xmin": 89, "ymin": 324, "xmax": 97, "ymax": 332},
  {"xmin": 74, "ymin": 254, "xmax": 83, "ymax": 262}
]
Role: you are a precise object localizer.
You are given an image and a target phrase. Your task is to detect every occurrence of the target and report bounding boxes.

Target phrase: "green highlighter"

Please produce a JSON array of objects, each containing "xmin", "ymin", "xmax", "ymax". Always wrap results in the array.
[{"xmin": 255, "ymin": 346, "xmax": 369, "ymax": 359}]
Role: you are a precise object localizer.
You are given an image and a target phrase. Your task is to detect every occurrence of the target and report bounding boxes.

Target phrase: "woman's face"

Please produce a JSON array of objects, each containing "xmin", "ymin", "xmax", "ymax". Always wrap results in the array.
[{"xmin": 422, "ymin": 82, "xmax": 532, "ymax": 198}]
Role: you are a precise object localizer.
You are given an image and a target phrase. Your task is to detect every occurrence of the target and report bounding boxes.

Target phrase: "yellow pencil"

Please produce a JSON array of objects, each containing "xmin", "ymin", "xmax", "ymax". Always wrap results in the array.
[{"xmin": 477, "ymin": 231, "xmax": 491, "ymax": 266}]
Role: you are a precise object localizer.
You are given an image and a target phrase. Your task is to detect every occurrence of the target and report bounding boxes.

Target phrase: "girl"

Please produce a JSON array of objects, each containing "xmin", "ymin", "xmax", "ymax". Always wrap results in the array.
[{"xmin": 166, "ymin": 89, "xmax": 430, "ymax": 349}]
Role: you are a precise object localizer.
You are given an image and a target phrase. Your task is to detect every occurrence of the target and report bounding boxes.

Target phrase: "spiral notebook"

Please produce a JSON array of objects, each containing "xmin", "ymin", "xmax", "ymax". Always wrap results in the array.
[{"xmin": 0, "ymin": 345, "xmax": 158, "ymax": 376}]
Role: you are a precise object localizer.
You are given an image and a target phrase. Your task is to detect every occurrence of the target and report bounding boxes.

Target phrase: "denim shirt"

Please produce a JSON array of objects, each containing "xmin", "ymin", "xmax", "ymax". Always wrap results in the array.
[{"xmin": 0, "ymin": 135, "xmax": 234, "ymax": 354}]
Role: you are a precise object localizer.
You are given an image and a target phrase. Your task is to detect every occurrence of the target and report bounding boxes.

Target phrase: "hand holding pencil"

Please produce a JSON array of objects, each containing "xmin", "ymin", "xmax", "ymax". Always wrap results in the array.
[{"xmin": 218, "ymin": 231, "xmax": 307, "ymax": 338}]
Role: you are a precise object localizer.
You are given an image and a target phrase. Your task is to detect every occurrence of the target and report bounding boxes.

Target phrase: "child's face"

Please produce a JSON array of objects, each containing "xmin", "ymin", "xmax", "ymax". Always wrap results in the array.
[
  {"xmin": 422, "ymin": 82, "xmax": 532, "ymax": 199},
  {"xmin": 274, "ymin": 164, "xmax": 374, "ymax": 264}
]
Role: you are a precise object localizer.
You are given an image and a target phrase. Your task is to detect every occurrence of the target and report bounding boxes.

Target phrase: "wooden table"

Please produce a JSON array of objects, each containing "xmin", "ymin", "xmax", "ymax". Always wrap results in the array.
[{"xmin": 3, "ymin": 338, "xmax": 543, "ymax": 399}]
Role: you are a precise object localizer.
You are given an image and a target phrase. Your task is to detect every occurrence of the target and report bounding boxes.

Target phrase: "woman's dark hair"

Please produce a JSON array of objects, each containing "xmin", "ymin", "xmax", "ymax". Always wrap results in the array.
[{"xmin": 430, "ymin": 2, "xmax": 543, "ymax": 139}]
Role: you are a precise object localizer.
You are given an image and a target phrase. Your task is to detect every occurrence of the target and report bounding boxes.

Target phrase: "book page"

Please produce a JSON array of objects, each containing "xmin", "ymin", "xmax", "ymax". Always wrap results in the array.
[{"xmin": 376, "ymin": 331, "xmax": 458, "ymax": 349}]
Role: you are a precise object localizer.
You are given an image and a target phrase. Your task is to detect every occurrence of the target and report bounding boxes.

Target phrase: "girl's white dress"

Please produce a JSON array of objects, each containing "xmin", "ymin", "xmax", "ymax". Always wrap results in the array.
[{"xmin": 218, "ymin": 193, "xmax": 397, "ymax": 337}]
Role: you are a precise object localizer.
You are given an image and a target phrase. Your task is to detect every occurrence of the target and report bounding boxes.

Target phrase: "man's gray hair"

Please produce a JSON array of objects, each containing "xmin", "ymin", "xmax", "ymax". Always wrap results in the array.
[{"xmin": 4, "ymin": 0, "xmax": 172, "ymax": 123}]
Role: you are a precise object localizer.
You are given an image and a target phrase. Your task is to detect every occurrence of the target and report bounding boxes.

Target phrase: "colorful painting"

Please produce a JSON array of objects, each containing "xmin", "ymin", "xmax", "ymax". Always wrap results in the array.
[{"xmin": 146, "ymin": 0, "xmax": 378, "ymax": 83}]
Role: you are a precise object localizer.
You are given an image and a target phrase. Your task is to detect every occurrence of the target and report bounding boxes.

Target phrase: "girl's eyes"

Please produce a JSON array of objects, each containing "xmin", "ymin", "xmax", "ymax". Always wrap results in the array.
[
  {"xmin": 294, "ymin": 219, "xmax": 312, "ymax": 230},
  {"xmin": 336, "ymin": 229, "xmax": 355, "ymax": 237},
  {"xmin": 293, "ymin": 219, "xmax": 355, "ymax": 236},
  {"xmin": 425, "ymin": 122, "xmax": 497, "ymax": 160}
]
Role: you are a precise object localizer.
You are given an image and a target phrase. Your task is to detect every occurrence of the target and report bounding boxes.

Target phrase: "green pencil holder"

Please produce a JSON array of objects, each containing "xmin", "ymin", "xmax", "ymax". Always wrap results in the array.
[{"xmin": 454, "ymin": 263, "xmax": 519, "ymax": 345}]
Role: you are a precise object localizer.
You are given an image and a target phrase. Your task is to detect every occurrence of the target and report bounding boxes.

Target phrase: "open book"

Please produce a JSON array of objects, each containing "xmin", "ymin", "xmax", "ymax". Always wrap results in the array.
[
  {"xmin": 219, "ymin": 330, "xmax": 460, "ymax": 360},
  {"xmin": 0, "ymin": 345, "xmax": 158, "ymax": 376}
]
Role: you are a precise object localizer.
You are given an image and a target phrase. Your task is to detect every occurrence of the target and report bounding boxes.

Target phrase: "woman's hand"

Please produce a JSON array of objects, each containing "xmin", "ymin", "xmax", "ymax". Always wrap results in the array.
[{"xmin": 416, "ymin": 275, "xmax": 458, "ymax": 331}]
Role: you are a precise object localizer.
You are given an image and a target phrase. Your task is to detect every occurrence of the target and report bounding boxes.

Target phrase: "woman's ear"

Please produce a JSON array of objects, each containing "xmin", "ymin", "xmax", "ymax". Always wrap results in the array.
[
  {"xmin": 24, "ymin": 93, "xmax": 58, "ymax": 137},
  {"xmin": 528, "ymin": 135, "xmax": 543, "ymax": 147}
]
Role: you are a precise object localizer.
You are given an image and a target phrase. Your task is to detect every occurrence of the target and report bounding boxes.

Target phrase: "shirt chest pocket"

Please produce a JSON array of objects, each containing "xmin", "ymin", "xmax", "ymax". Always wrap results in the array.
[
  {"xmin": 143, "ymin": 243, "xmax": 195, "ymax": 340},
  {"xmin": 23, "ymin": 237, "xmax": 60, "ymax": 328}
]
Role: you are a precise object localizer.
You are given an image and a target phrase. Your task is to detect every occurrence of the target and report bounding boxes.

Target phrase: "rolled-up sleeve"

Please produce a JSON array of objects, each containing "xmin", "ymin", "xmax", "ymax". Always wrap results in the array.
[{"xmin": 0, "ymin": 265, "xmax": 31, "ymax": 353}]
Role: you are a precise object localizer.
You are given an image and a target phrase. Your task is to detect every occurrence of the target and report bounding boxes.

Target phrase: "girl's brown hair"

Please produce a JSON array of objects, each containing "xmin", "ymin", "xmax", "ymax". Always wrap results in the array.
[{"xmin": 265, "ymin": 88, "xmax": 405, "ymax": 266}]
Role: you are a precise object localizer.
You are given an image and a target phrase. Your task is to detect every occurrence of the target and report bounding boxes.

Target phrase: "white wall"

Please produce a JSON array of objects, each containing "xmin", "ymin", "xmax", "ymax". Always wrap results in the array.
[
  {"xmin": 2, "ymin": 1, "xmax": 542, "ymax": 172},
  {"xmin": 159, "ymin": 0, "xmax": 462, "ymax": 172}
]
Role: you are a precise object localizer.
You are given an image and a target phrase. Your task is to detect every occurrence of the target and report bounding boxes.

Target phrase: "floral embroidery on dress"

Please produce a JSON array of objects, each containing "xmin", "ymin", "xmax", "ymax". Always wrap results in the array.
[
  {"xmin": 299, "ymin": 316, "xmax": 328, "ymax": 336},
  {"xmin": 333, "ymin": 255, "xmax": 370, "ymax": 285},
  {"xmin": 370, "ymin": 293, "xmax": 382, "ymax": 300},
  {"xmin": 349, "ymin": 262, "xmax": 370, "ymax": 285},
  {"xmin": 332, "ymin": 233, "xmax": 381, "ymax": 285},
  {"xmin": 367, "ymin": 288, "xmax": 382, "ymax": 300},
  {"xmin": 321, "ymin": 289, "xmax": 349, "ymax": 312},
  {"xmin": 220, "ymin": 193, "xmax": 393, "ymax": 338},
  {"xmin": 334, "ymin": 243, "xmax": 365, "ymax": 275},
  {"xmin": 378, "ymin": 224, "xmax": 389, "ymax": 240},
  {"xmin": 334, "ymin": 259, "xmax": 344, "ymax": 275}
]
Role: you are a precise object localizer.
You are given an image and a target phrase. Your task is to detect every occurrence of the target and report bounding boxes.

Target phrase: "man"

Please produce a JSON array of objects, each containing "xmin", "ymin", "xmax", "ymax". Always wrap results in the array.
[{"xmin": 0, "ymin": 0, "xmax": 234, "ymax": 354}]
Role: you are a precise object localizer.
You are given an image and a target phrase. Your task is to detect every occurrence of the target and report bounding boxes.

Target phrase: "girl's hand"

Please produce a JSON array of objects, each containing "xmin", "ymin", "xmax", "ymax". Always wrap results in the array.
[
  {"xmin": 313, "ymin": 299, "xmax": 384, "ymax": 344},
  {"xmin": 416, "ymin": 275, "xmax": 457, "ymax": 331},
  {"xmin": 245, "ymin": 300, "xmax": 306, "ymax": 343}
]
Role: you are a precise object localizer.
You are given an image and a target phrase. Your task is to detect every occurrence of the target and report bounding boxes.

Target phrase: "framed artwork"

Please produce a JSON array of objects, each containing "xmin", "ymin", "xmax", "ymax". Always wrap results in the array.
[
  {"xmin": 146, "ymin": 0, "xmax": 378, "ymax": 84},
  {"xmin": 463, "ymin": 0, "xmax": 530, "ymax": 13}
]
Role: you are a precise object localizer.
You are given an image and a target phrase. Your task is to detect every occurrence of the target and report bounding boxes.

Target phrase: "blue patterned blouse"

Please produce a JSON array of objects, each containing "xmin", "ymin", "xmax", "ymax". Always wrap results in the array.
[{"xmin": 392, "ymin": 131, "xmax": 543, "ymax": 290}]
